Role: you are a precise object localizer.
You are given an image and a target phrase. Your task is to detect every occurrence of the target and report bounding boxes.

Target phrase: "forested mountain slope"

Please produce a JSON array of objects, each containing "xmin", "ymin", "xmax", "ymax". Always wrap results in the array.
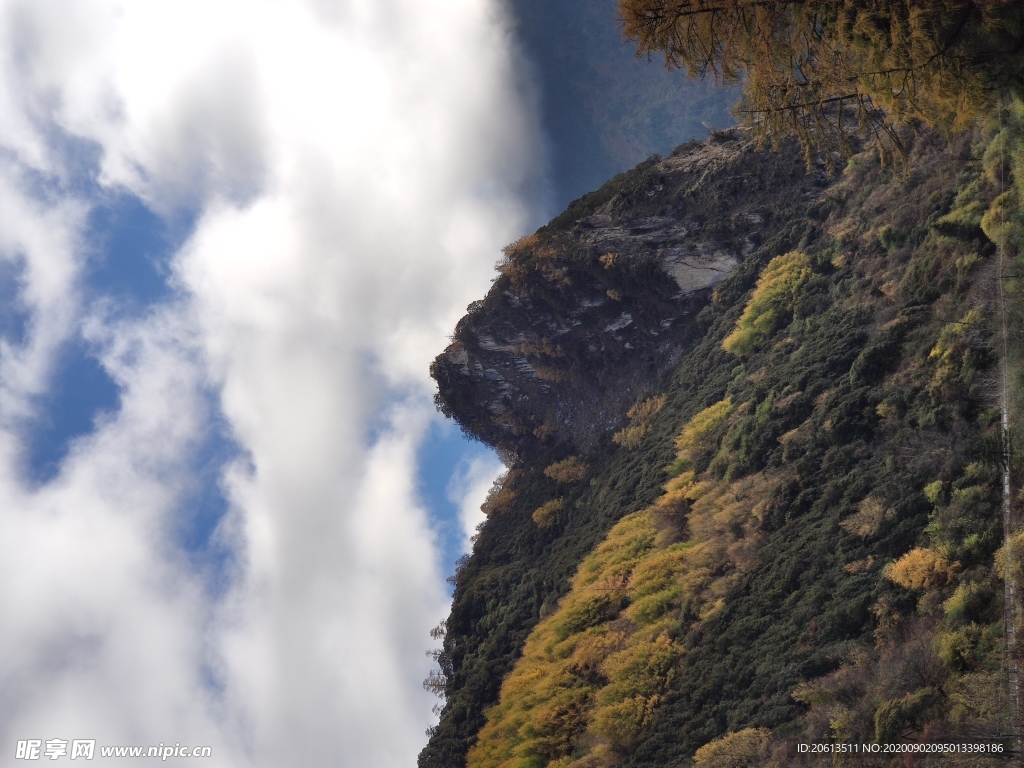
[{"xmin": 423, "ymin": 116, "xmax": 1024, "ymax": 767}]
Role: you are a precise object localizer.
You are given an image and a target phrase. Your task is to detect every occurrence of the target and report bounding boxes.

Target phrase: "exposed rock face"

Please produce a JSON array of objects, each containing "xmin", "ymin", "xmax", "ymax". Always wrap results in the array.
[{"xmin": 432, "ymin": 131, "xmax": 831, "ymax": 452}]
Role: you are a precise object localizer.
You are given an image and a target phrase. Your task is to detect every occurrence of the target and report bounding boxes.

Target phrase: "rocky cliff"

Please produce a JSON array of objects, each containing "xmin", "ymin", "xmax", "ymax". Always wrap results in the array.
[{"xmin": 432, "ymin": 130, "xmax": 829, "ymax": 453}]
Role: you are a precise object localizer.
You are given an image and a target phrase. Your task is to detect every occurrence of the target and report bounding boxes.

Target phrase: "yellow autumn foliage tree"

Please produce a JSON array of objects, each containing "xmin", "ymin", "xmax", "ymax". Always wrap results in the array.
[
  {"xmin": 693, "ymin": 727, "xmax": 772, "ymax": 768},
  {"xmin": 533, "ymin": 498, "xmax": 564, "ymax": 528},
  {"xmin": 544, "ymin": 457, "xmax": 589, "ymax": 484},
  {"xmin": 722, "ymin": 252, "xmax": 811, "ymax": 357},
  {"xmin": 886, "ymin": 548, "xmax": 956, "ymax": 590},
  {"xmin": 613, "ymin": 393, "xmax": 667, "ymax": 449},
  {"xmin": 618, "ymin": 0, "xmax": 1024, "ymax": 168},
  {"xmin": 675, "ymin": 399, "xmax": 733, "ymax": 457}
]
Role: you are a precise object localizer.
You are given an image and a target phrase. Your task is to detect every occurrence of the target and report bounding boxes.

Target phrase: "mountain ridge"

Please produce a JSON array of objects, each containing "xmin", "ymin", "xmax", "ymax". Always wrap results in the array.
[
  {"xmin": 432, "ymin": 130, "xmax": 828, "ymax": 455},
  {"xmin": 423, "ymin": 117, "xmax": 1022, "ymax": 768}
]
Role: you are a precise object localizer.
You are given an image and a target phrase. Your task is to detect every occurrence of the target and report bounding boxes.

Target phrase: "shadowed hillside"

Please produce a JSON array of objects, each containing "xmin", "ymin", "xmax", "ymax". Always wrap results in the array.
[
  {"xmin": 422, "ymin": 115, "xmax": 1024, "ymax": 766},
  {"xmin": 420, "ymin": 4, "xmax": 1024, "ymax": 766}
]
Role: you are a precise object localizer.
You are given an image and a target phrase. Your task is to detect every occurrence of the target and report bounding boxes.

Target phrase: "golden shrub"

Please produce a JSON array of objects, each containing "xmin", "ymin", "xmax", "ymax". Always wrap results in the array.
[
  {"xmin": 541, "ymin": 261, "xmax": 571, "ymax": 285},
  {"xmin": 533, "ymin": 424, "xmax": 555, "ymax": 441},
  {"xmin": 545, "ymin": 457, "xmax": 589, "ymax": 484},
  {"xmin": 612, "ymin": 423, "xmax": 646, "ymax": 449},
  {"xmin": 480, "ymin": 472, "xmax": 517, "ymax": 517},
  {"xmin": 591, "ymin": 695, "xmax": 658, "ymax": 749},
  {"xmin": 501, "ymin": 232, "xmax": 539, "ymax": 259},
  {"xmin": 514, "ymin": 337, "xmax": 563, "ymax": 360},
  {"xmin": 722, "ymin": 252, "xmax": 811, "ymax": 357},
  {"xmin": 844, "ymin": 556, "xmax": 876, "ymax": 574},
  {"xmin": 839, "ymin": 495, "xmax": 890, "ymax": 537},
  {"xmin": 533, "ymin": 498, "xmax": 564, "ymax": 528},
  {"xmin": 495, "ymin": 259, "xmax": 530, "ymax": 292},
  {"xmin": 995, "ymin": 530, "xmax": 1024, "ymax": 586},
  {"xmin": 692, "ymin": 727, "xmax": 772, "ymax": 768},
  {"xmin": 627, "ymin": 394, "xmax": 667, "ymax": 424},
  {"xmin": 923, "ymin": 480, "xmax": 944, "ymax": 505},
  {"xmin": 535, "ymin": 365, "xmax": 567, "ymax": 382},
  {"xmin": 614, "ymin": 394, "xmax": 667, "ymax": 450},
  {"xmin": 480, "ymin": 486, "xmax": 516, "ymax": 517},
  {"xmin": 526, "ymin": 688, "xmax": 592, "ymax": 760},
  {"xmin": 885, "ymin": 548, "xmax": 955, "ymax": 590},
  {"xmin": 981, "ymin": 190, "xmax": 1016, "ymax": 245},
  {"xmin": 675, "ymin": 399, "xmax": 733, "ymax": 457},
  {"xmin": 598, "ymin": 636, "xmax": 681, "ymax": 704}
]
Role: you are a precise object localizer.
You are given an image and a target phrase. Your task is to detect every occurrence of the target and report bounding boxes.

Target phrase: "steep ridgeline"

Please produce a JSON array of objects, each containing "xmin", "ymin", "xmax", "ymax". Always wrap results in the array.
[
  {"xmin": 423, "ymin": 121, "xmax": 1023, "ymax": 768},
  {"xmin": 432, "ymin": 131, "xmax": 825, "ymax": 454}
]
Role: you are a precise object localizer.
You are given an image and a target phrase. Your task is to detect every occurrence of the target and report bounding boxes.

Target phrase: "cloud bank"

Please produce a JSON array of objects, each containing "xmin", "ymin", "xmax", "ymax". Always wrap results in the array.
[{"xmin": 0, "ymin": 0, "xmax": 540, "ymax": 764}]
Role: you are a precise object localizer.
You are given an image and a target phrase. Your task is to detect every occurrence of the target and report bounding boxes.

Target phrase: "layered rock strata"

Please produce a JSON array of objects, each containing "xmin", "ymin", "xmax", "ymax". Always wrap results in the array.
[{"xmin": 432, "ymin": 131, "xmax": 830, "ymax": 452}]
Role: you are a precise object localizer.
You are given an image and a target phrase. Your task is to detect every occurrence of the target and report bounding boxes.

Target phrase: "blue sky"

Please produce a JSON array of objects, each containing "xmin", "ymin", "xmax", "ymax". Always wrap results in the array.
[
  {"xmin": 23, "ymin": 173, "xmax": 503, "ymax": 592},
  {"xmin": 23, "ymin": 194, "xmax": 177, "ymax": 481},
  {"xmin": 0, "ymin": 2, "xmax": 539, "ymax": 764},
  {"xmin": 0, "ymin": 1, "xmax": 729, "ymax": 765}
]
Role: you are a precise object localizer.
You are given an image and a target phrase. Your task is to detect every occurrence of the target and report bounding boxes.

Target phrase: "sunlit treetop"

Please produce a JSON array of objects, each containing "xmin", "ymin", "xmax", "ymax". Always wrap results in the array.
[{"xmin": 618, "ymin": 0, "xmax": 1024, "ymax": 169}]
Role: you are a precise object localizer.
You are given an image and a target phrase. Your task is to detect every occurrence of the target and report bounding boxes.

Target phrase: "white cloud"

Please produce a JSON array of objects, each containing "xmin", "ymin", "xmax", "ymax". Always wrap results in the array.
[
  {"xmin": 447, "ymin": 454, "xmax": 505, "ymax": 551},
  {"xmin": 0, "ymin": 308, "xmax": 235, "ymax": 758},
  {"xmin": 0, "ymin": 160, "xmax": 86, "ymax": 422},
  {"xmin": 0, "ymin": 0, "xmax": 542, "ymax": 765}
]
